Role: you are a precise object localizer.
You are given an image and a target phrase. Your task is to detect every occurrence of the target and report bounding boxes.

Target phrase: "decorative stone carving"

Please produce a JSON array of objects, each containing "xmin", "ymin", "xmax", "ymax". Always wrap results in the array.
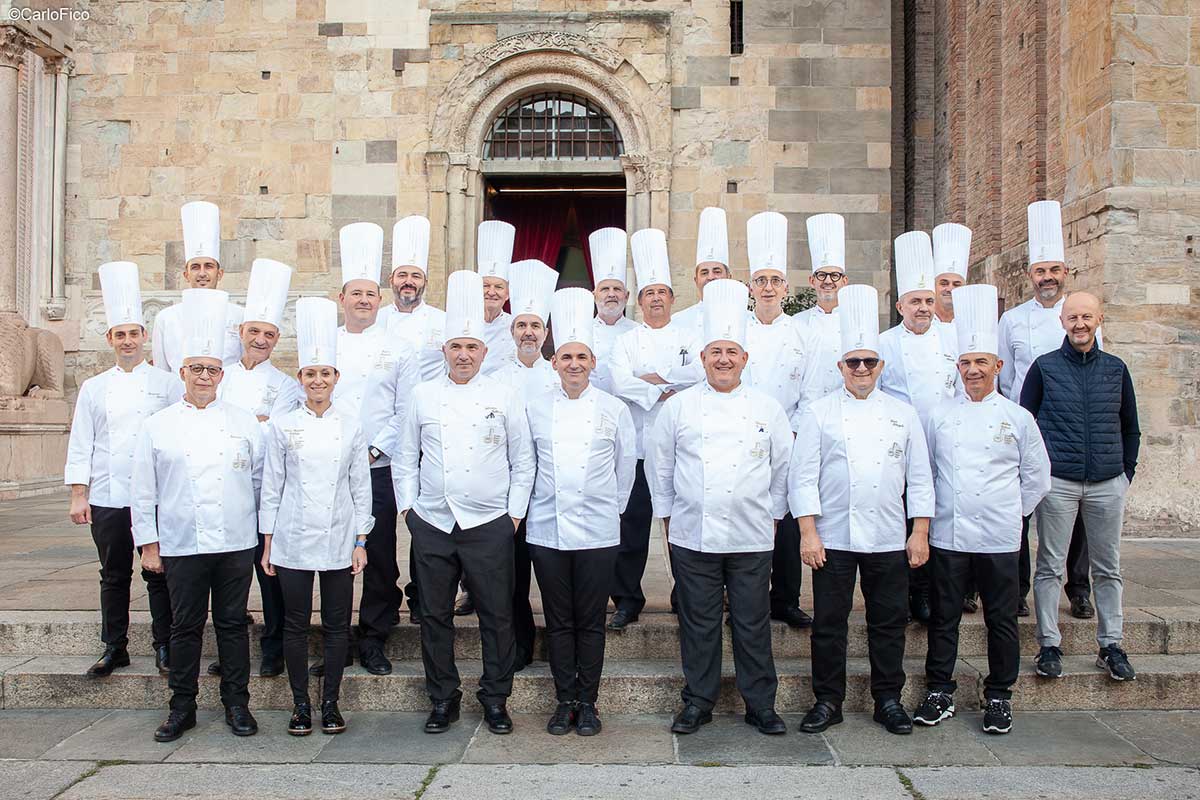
[
  {"xmin": 0, "ymin": 312, "xmax": 64, "ymax": 399},
  {"xmin": 0, "ymin": 27, "xmax": 30, "ymax": 70},
  {"xmin": 453, "ymin": 32, "xmax": 626, "ymax": 91}
]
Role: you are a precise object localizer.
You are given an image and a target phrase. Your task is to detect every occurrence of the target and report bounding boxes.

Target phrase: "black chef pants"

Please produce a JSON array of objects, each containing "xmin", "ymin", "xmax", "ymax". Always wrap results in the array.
[
  {"xmin": 276, "ymin": 565, "xmax": 354, "ymax": 705},
  {"xmin": 811, "ymin": 548, "xmax": 908, "ymax": 709},
  {"xmin": 769, "ymin": 513, "xmax": 804, "ymax": 614},
  {"xmin": 1019, "ymin": 514, "xmax": 1090, "ymax": 601},
  {"xmin": 252, "ymin": 533, "xmax": 284, "ymax": 662},
  {"xmin": 513, "ymin": 519, "xmax": 536, "ymax": 662},
  {"xmin": 926, "ymin": 546, "xmax": 1019, "ymax": 700},
  {"xmin": 673, "ymin": 545, "xmax": 777, "ymax": 713},
  {"xmin": 408, "ymin": 511, "xmax": 515, "ymax": 705},
  {"xmin": 530, "ymin": 543, "xmax": 618, "ymax": 704},
  {"xmin": 90, "ymin": 505, "xmax": 172, "ymax": 651},
  {"xmin": 358, "ymin": 465, "xmax": 400, "ymax": 654},
  {"xmin": 163, "ymin": 547, "xmax": 254, "ymax": 713},
  {"xmin": 612, "ymin": 461, "xmax": 653, "ymax": 615}
]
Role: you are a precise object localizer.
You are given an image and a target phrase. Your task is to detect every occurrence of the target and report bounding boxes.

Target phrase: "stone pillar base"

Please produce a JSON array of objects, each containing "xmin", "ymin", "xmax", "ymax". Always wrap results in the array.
[{"xmin": 0, "ymin": 399, "xmax": 69, "ymax": 501}]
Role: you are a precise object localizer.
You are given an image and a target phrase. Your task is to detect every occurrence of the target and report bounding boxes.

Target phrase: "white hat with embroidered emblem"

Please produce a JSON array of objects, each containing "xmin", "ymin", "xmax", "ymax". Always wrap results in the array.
[
  {"xmin": 99, "ymin": 261, "xmax": 144, "ymax": 331},
  {"xmin": 1027, "ymin": 200, "xmax": 1065, "ymax": 265},
  {"xmin": 702, "ymin": 278, "xmax": 749, "ymax": 349},
  {"xmin": 630, "ymin": 228, "xmax": 672, "ymax": 292},
  {"xmin": 477, "ymin": 220, "xmax": 515, "ymax": 282},
  {"xmin": 181, "ymin": 201, "xmax": 221, "ymax": 264},
  {"xmin": 806, "ymin": 212, "xmax": 846, "ymax": 272},
  {"xmin": 952, "ymin": 284, "xmax": 999, "ymax": 357},
  {"xmin": 508, "ymin": 259, "xmax": 558, "ymax": 324},
  {"xmin": 243, "ymin": 258, "xmax": 292, "ymax": 328},
  {"xmin": 588, "ymin": 227, "xmax": 628, "ymax": 286},
  {"xmin": 339, "ymin": 222, "xmax": 384, "ymax": 288},
  {"xmin": 837, "ymin": 284, "xmax": 880, "ymax": 357},
  {"xmin": 551, "ymin": 287, "xmax": 595, "ymax": 353},
  {"xmin": 933, "ymin": 222, "xmax": 972, "ymax": 279},
  {"xmin": 695, "ymin": 206, "xmax": 729, "ymax": 268},
  {"xmin": 296, "ymin": 296, "xmax": 338, "ymax": 369},
  {"xmin": 181, "ymin": 288, "xmax": 230, "ymax": 361},
  {"xmin": 444, "ymin": 270, "xmax": 486, "ymax": 343},
  {"xmin": 391, "ymin": 215, "xmax": 430, "ymax": 274},
  {"xmin": 747, "ymin": 211, "xmax": 788, "ymax": 277},
  {"xmin": 894, "ymin": 231, "xmax": 935, "ymax": 298}
]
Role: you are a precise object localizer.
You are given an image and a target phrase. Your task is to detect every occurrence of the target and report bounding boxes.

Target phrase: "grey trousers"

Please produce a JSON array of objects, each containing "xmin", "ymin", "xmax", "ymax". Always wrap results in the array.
[{"xmin": 1033, "ymin": 474, "xmax": 1128, "ymax": 649}]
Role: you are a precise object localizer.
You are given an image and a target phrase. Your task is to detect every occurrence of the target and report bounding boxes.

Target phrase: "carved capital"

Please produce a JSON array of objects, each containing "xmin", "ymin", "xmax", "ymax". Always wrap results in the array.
[
  {"xmin": 43, "ymin": 55, "xmax": 75, "ymax": 76},
  {"xmin": 0, "ymin": 26, "xmax": 31, "ymax": 70}
]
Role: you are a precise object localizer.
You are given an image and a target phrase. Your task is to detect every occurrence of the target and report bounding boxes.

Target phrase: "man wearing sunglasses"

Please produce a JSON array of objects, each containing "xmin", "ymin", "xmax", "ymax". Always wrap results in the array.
[{"xmin": 794, "ymin": 213, "xmax": 851, "ymax": 408}]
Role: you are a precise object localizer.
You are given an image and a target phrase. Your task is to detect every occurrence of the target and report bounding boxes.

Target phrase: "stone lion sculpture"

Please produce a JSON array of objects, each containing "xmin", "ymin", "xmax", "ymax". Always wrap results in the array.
[{"xmin": 0, "ymin": 313, "xmax": 65, "ymax": 400}]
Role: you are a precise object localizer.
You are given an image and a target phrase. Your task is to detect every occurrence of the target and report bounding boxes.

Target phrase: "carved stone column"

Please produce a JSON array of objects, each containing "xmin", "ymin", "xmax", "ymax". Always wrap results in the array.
[
  {"xmin": 0, "ymin": 27, "xmax": 27, "ymax": 316},
  {"xmin": 43, "ymin": 54, "xmax": 72, "ymax": 321}
]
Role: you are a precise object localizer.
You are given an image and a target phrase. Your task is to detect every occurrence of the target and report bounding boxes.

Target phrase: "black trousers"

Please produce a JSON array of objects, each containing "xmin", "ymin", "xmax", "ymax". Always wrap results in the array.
[
  {"xmin": 512, "ymin": 519, "xmax": 536, "ymax": 661},
  {"xmin": 409, "ymin": 511, "xmax": 515, "ymax": 705},
  {"xmin": 530, "ymin": 543, "xmax": 617, "ymax": 704},
  {"xmin": 612, "ymin": 460, "xmax": 653, "ymax": 615},
  {"xmin": 252, "ymin": 533, "xmax": 284, "ymax": 661},
  {"xmin": 276, "ymin": 565, "xmax": 354, "ymax": 705},
  {"xmin": 769, "ymin": 513, "xmax": 804, "ymax": 613},
  {"xmin": 358, "ymin": 466, "xmax": 400, "ymax": 652},
  {"xmin": 811, "ymin": 548, "xmax": 908, "ymax": 708},
  {"xmin": 1019, "ymin": 514, "xmax": 1090, "ymax": 600},
  {"xmin": 163, "ymin": 547, "xmax": 254, "ymax": 713},
  {"xmin": 926, "ymin": 547, "xmax": 1019, "ymax": 700},
  {"xmin": 90, "ymin": 505, "xmax": 172, "ymax": 650},
  {"xmin": 673, "ymin": 545, "xmax": 777, "ymax": 713}
]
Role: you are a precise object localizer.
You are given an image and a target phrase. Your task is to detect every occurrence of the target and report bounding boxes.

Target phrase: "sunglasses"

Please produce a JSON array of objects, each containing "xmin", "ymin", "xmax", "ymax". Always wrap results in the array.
[
  {"xmin": 186, "ymin": 364, "xmax": 224, "ymax": 377},
  {"xmin": 844, "ymin": 357, "xmax": 880, "ymax": 370}
]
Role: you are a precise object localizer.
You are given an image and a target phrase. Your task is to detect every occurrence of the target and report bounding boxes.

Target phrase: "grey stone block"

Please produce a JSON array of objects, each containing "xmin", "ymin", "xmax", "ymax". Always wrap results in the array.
[
  {"xmin": 1094, "ymin": 710, "xmax": 1200, "ymax": 765},
  {"xmin": 818, "ymin": 109, "xmax": 890, "ymax": 142},
  {"xmin": 954, "ymin": 712, "xmax": 1155, "ymax": 766},
  {"xmin": 675, "ymin": 713, "xmax": 836, "ymax": 765},
  {"xmin": 331, "ymin": 194, "xmax": 396, "ymax": 221},
  {"xmin": 768, "ymin": 110, "xmax": 819, "ymax": 142},
  {"xmin": 775, "ymin": 86, "xmax": 857, "ymax": 110},
  {"xmin": 317, "ymin": 22, "xmax": 343, "ymax": 37},
  {"xmin": 830, "ymin": 168, "xmax": 891, "ymax": 194},
  {"xmin": 686, "ymin": 56, "xmax": 730, "ymax": 86},
  {"xmin": 768, "ymin": 57, "xmax": 811, "ymax": 87},
  {"xmin": 0, "ymin": 760, "xmax": 98, "ymax": 800},
  {"xmin": 843, "ymin": 0, "xmax": 891, "ymax": 28},
  {"xmin": 44, "ymin": 709, "xmax": 220, "ymax": 762},
  {"xmin": 905, "ymin": 766, "xmax": 1200, "ymax": 800},
  {"xmin": 0, "ymin": 708, "xmax": 109, "ymax": 758},
  {"xmin": 844, "ymin": 212, "xmax": 892, "ymax": 240},
  {"xmin": 744, "ymin": 0, "xmax": 795, "ymax": 28},
  {"xmin": 713, "ymin": 141, "xmax": 750, "ymax": 167},
  {"xmin": 165, "ymin": 711, "xmax": 334, "ymax": 764},
  {"xmin": 811, "ymin": 58, "xmax": 891, "ymax": 87},
  {"xmin": 316, "ymin": 712, "xmax": 479, "ymax": 764},
  {"xmin": 823, "ymin": 712, "xmax": 1001, "ymax": 766},
  {"xmin": 365, "ymin": 139, "xmax": 398, "ymax": 164},
  {"xmin": 671, "ymin": 87, "xmax": 701, "ymax": 110},
  {"xmin": 747, "ymin": 27, "xmax": 823, "ymax": 44},
  {"xmin": 808, "ymin": 142, "xmax": 871, "ymax": 167},
  {"xmin": 237, "ymin": 217, "xmax": 283, "ymax": 241},
  {"xmin": 775, "ymin": 167, "xmax": 830, "ymax": 194},
  {"xmin": 823, "ymin": 26, "xmax": 892, "ymax": 44},
  {"xmin": 392, "ymin": 48, "xmax": 430, "ymax": 71},
  {"xmin": 463, "ymin": 713, "xmax": 675, "ymax": 764},
  {"xmin": 793, "ymin": 0, "xmax": 843, "ymax": 28}
]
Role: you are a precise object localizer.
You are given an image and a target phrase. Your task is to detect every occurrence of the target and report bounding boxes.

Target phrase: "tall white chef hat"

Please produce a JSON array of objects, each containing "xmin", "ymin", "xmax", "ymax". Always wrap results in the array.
[
  {"xmin": 296, "ymin": 296, "xmax": 338, "ymax": 369},
  {"xmin": 894, "ymin": 231, "xmax": 935, "ymax": 298},
  {"xmin": 98, "ymin": 261, "xmax": 144, "ymax": 331},
  {"xmin": 444, "ymin": 270, "xmax": 486, "ymax": 343},
  {"xmin": 747, "ymin": 211, "xmax": 788, "ymax": 277},
  {"xmin": 630, "ymin": 228, "xmax": 672, "ymax": 292},
  {"xmin": 952, "ymin": 284, "xmax": 999, "ymax": 358},
  {"xmin": 838, "ymin": 284, "xmax": 880, "ymax": 357},
  {"xmin": 243, "ymin": 258, "xmax": 292, "ymax": 328},
  {"xmin": 695, "ymin": 206, "xmax": 729, "ymax": 268},
  {"xmin": 588, "ymin": 227, "xmax": 628, "ymax": 286},
  {"xmin": 181, "ymin": 288, "xmax": 229, "ymax": 361},
  {"xmin": 508, "ymin": 259, "xmax": 559, "ymax": 324},
  {"xmin": 806, "ymin": 213, "xmax": 846, "ymax": 272},
  {"xmin": 391, "ymin": 215, "xmax": 430, "ymax": 274},
  {"xmin": 933, "ymin": 222, "xmax": 972, "ymax": 279},
  {"xmin": 477, "ymin": 220, "xmax": 515, "ymax": 282},
  {"xmin": 181, "ymin": 201, "xmax": 221, "ymax": 264},
  {"xmin": 1027, "ymin": 200, "xmax": 1065, "ymax": 265},
  {"xmin": 702, "ymin": 278, "xmax": 749, "ymax": 349},
  {"xmin": 551, "ymin": 287, "xmax": 596, "ymax": 354},
  {"xmin": 339, "ymin": 222, "xmax": 384, "ymax": 288}
]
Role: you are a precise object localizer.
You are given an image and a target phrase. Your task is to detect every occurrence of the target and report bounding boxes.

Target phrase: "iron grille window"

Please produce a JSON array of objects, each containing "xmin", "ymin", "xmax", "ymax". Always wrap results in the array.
[
  {"xmin": 730, "ymin": 1, "xmax": 744, "ymax": 55},
  {"xmin": 483, "ymin": 92, "xmax": 624, "ymax": 160}
]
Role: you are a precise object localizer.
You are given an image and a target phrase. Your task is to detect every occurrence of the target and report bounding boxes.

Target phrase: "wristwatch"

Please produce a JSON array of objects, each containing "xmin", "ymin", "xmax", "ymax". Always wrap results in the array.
[
  {"xmin": 354, "ymin": 539, "xmax": 367, "ymax": 548},
  {"xmin": 368, "ymin": 446, "xmax": 385, "ymax": 460}
]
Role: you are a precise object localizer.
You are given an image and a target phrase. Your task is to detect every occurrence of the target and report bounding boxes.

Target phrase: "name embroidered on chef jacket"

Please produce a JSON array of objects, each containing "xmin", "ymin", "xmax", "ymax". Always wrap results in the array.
[
  {"xmin": 594, "ymin": 413, "xmax": 617, "ymax": 437},
  {"xmin": 231, "ymin": 436, "xmax": 252, "ymax": 471},
  {"xmin": 994, "ymin": 421, "xmax": 1016, "ymax": 445},
  {"xmin": 284, "ymin": 427, "xmax": 305, "ymax": 450}
]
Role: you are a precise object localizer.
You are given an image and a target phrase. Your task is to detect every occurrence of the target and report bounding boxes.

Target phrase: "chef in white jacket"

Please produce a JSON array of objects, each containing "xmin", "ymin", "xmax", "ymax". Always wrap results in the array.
[
  {"xmin": 393, "ymin": 270, "xmax": 535, "ymax": 737},
  {"xmin": 606, "ymin": 228, "xmax": 704, "ymax": 628},
  {"xmin": 477, "ymin": 220, "xmax": 518, "ymax": 375},
  {"xmin": 66, "ymin": 261, "xmax": 181, "ymax": 679},
  {"xmin": 132, "ymin": 288, "xmax": 264, "ymax": 743},
  {"xmin": 790, "ymin": 284, "xmax": 934, "ymax": 738},
  {"xmin": 650, "ymin": 279, "xmax": 793, "ymax": 737},
  {"xmin": 670, "ymin": 206, "xmax": 734, "ymax": 340},
  {"xmin": 794, "ymin": 213, "xmax": 850, "ymax": 407},
  {"xmin": 527, "ymin": 287, "xmax": 636, "ymax": 738},
  {"xmin": 913, "ymin": 284, "xmax": 1051, "ymax": 737},
  {"xmin": 588, "ymin": 227, "xmax": 637, "ymax": 394},
  {"xmin": 931, "ymin": 222, "xmax": 971, "ymax": 331},
  {"xmin": 380, "ymin": 215, "xmax": 447, "ymax": 382},
  {"xmin": 259, "ymin": 297, "xmax": 373, "ymax": 737},
  {"xmin": 152, "ymin": 201, "xmax": 243, "ymax": 373}
]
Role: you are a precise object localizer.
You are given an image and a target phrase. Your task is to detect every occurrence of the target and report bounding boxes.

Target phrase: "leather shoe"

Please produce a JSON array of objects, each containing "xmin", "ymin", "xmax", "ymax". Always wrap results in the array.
[
  {"xmin": 546, "ymin": 701, "xmax": 577, "ymax": 735},
  {"xmin": 359, "ymin": 649, "xmax": 392, "ymax": 675},
  {"xmin": 873, "ymin": 699, "xmax": 913, "ymax": 735},
  {"xmin": 424, "ymin": 697, "xmax": 461, "ymax": 733},
  {"xmin": 771, "ymin": 607, "xmax": 814, "ymax": 628},
  {"xmin": 153, "ymin": 709, "xmax": 196, "ymax": 742},
  {"xmin": 670, "ymin": 704, "xmax": 712, "ymax": 735},
  {"xmin": 309, "ymin": 650, "xmax": 354, "ymax": 677},
  {"xmin": 154, "ymin": 645, "xmax": 169, "ymax": 675},
  {"xmin": 606, "ymin": 609, "xmax": 638, "ymax": 631},
  {"xmin": 745, "ymin": 707, "xmax": 787, "ymax": 735},
  {"xmin": 207, "ymin": 661, "xmax": 222, "ymax": 676},
  {"xmin": 288, "ymin": 703, "xmax": 313, "ymax": 736},
  {"xmin": 962, "ymin": 593, "xmax": 979, "ymax": 614},
  {"xmin": 799, "ymin": 701, "xmax": 842, "ymax": 733},
  {"xmin": 225, "ymin": 705, "xmax": 259, "ymax": 737},
  {"xmin": 575, "ymin": 702, "xmax": 602, "ymax": 736},
  {"xmin": 1017, "ymin": 597, "xmax": 1031, "ymax": 617},
  {"xmin": 1070, "ymin": 595, "xmax": 1095, "ymax": 619},
  {"xmin": 909, "ymin": 593, "xmax": 932, "ymax": 625},
  {"xmin": 454, "ymin": 592, "xmax": 475, "ymax": 616},
  {"xmin": 483, "ymin": 702, "xmax": 513, "ymax": 734},
  {"xmin": 86, "ymin": 647, "xmax": 130, "ymax": 678},
  {"xmin": 259, "ymin": 655, "xmax": 285, "ymax": 677},
  {"xmin": 320, "ymin": 700, "xmax": 346, "ymax": 734},
  {"xmin": 409, "ymin": 603, "xmax": 422, "ymax": 625}
]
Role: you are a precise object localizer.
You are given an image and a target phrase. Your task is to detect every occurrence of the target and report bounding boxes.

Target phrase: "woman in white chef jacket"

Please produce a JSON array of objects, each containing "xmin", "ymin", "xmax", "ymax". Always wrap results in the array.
[{"xmin": 259, "ymin": 297, "xmax": 373, "ymax": 737}]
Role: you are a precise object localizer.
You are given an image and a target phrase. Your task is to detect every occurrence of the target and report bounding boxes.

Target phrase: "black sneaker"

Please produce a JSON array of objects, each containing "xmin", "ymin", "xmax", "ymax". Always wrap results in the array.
[
  {"xmin": 912, "ymin": 691, "xmax": 955, "ymax": 726},
  {"xmin": 982, "ymin": 698, "xmax": 1013, "ymax": 734},
  {"xmin": 546, "ymin": 702, "xmax": 576, "ymax": 735},
  {"xmin": 1097, "ymin": 644, "xmax": 1136, "ymax": 681},
  {"xmin": 1035, "ymin": 645, "xmax": 1063, "ymax": 678}
]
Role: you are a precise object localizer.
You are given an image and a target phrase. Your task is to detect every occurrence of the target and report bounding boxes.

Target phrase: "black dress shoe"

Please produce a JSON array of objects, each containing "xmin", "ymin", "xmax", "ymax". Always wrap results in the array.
[
  {"xmin": 359, "ymin": 649, "xmax": 392, "ymax": 675},
  {"xmin": 575, "ymin": 702, "xmax": 602, "ymax": 736},
  {"xmin": 154, "ymin": 645, "xmax": 169, "ymax": 675},
  {"xmin": 454, "ymin": 593, "xmax": 475, "ymax": 616},
  {"xmin": 771, "ymin": 607, "xmax": 814, "ymax": 628},
  {"xmin": 483, "ymin": 702, "xmax": 513, "ymax": 734},
  {"xmin": 207, "ymin": 661, "xmax": 222, "ymax": 676},
  {"xmin": 546, "ymin": 701, "xmax": 577, "ymax": 735},
  {"xmin": 1070, "ymin": 595, "xmax": 1095, "ymax": 619},
  {"xmin": 225, "ymin": 705, "xmax": 259, "ymax": 737},
  {"xmin": 288, "ymin": 703, "xmax": 313, "ymax": 736},
  {"xmin": 154, "ymin": 709, "xmax": 196, "ymax": 742},
  {"xmin": 86, "ymin": 647, "xmax": 130, "ymax": 678},
  {"xmin": 424, "ymin": 697, "xmax": 462, "ymax": 734},
  {"xmin": 745, "ymin": 707, "xmax": 787, "ymax": 735},
  {"xmin": 309, "ymin": 650, "xmax": 354, "ymax": 677},
  {"xmin": 409, "ymin": 604, "xmax": 422, "ymax": 625},
  {"xmin": 670, "ymin": 704, "xmax": 713, "ymax": 735},
  {"xmin": 259, "ymin": 655, "xmax": 285, "ymax": 677},
  {"xmin": 799, "ymin": 701, "xmax": 842, "ymax": 733},
  {"xmin": 1017, "ymin": 597, "xmax": 1031, "ymax": 617},
  {"xmin": 962, "ymin": 593, "xmax": 979, "ymax": 614},
  {"xmin": 321, "ymin": 700, "xmax": 346, "ymax": 734},
  {"xmin": 909, "ymin": 594, "xmax": 932, "ymax": 625},
  {"xmin": 606, "ymin": 609, "xmax": 638, "ymax": 631},
  {"xmin": 873, "ymin": 699, "xmax": 913, "ymax": 735}
]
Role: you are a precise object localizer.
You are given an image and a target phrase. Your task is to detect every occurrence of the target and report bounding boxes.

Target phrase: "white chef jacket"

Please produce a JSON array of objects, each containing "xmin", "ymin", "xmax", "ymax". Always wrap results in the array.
[
  {"xmin": 259, "ymin": 404, "xmax": 375, "ymax": 571},
  {"xmin": 393, "ymin": 372, "xmax": 535, "ymax": 533},
  {"xmin": 745, "ymin": 311, "xmax": 812, "ymax": 432},
  {"xmin": 878, "ymin": 322, "xmax": 961, "ymax": 425},
  {"xmin": 217, "ymin": 359, "xmax": 300, "ymax": 426},
  {"xmin": 649, "ymin": 382, "xmax": 793, "ymax": 554},
  {"xmin": 998, "ymin": 296, "xmax": 1102, "ymax": 401},
  {"xmin": 131, "ymin": 399, "xmax": 263, "ymax": 556},
  {"xmin": 332, "ymin": 325, "xmax": 419, "ymax": 469},
  {"xmin": 670, "ymin": 301, "xmax": 704, "ymax": 341},
  {"xmin": 590, "ymin": 315, "xmax": 638, "ymax": 395},
  {"xmin": 64, "ymin": 362, "xmax": 183, "ymax": 508},
  {"xmin": 607, "ymin": 321, "xmax": 705, "ymax": 458},
  {"xmin": 380, "ymin": 301, "xmax": 447, "ymax": 383},
  {"xmin": 526, "ymin": 384, "xmax": 637, "ymax": 550},
  {"xmin": 924, "ymin": 391, "xmax": 1051, "ymax": 553},
  {"xmin": 793, "ymin": 305, "xmax": 844, "ymax": 408},
  {"xmin": 151, "ymin": 301, "xmax": 244, "ymax": 374},
  {"xmin": 492, "ymin": 355, "xmax": 561, "ymax": 405},
  {"xmin": 789, "ymin": 387, "xmax": 935, "ymax": 553},
  {"xmin": 481, "ymin": 311, "xmax": 516, "ymax": 375}
]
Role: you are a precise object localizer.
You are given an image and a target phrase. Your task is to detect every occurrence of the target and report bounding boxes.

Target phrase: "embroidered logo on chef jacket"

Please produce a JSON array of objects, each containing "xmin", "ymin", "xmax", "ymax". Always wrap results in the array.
[
  {"xmin": 890, "ymin": 417, "xmax": 905, "ymax": 429},
  {"xmin": 887, "ymin": 441, "xmax": 905, "ymax": 460},
  {"xmin": 594, "ymin": 413, "xmax": 617, "ymax": 438},
  {"xmin": 263, "ymin": 383, "xmax": 280, "ymax": 407},
  {"xmin": 482, "ymin": 407, "xmax": 505, "ymax": 445},
  {"xmin": 994, "ymin": 421, "xmax": 1016, "ymax": 445},
  {"xmin": 372, "ymin": 348, "xmax": 397, "ymax": 372},
  {"xmin": 750, "ymin": 422, "xmax": 771, "ymax": 459},
  {"xmin": 284, "ymin": 427, "xmax": 305, "ymax": 450},
  {"xmin": 231, "ymin": 436, "xmax": 252, "ymax": 471}
]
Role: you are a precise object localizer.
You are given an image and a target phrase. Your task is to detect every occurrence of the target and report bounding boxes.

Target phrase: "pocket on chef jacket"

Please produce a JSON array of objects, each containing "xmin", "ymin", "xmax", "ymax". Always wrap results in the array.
[
  {"xmin": 230, "ymin": 436, "xmax": 253, "ymax": 472},
  {"xmin": 480, "ymin": 406, "xmax": 507, "ymax": 446}
]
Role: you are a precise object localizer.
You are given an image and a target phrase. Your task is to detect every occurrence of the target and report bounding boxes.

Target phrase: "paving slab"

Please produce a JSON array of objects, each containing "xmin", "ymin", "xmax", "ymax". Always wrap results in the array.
[
  {"xmin": 43, "ymin": 709, "xmax": 221, "ymax": 762},
  {"xmin": 966, "ymin": 711, "xmax": 1155, "ymax": 765},
  {"xmin": 903, "ymin": 765, "xmax": 1200, "ymax": 800},
  {"xmin": 1095, "ymin": 710, "xmax": 1200, "ymax": 766},
  {"xmin": 823, "ymin": 712, "xmax": 1000, "ymax": 766},
  {"xmin": 316, "ymin": 711, "xmax": 480, "ymax": 764},
  {"xmin": 462, "ymin": 713, "xmax": 675, "ymax": 764},
  {"xmin": 672, "ymin": 712, "xmax": 835, "ymax": 765},
  {"xmin": 0, "ymin": 759, "xmax": 98, "ymax": 800},
  {"xmin": 0, "ymin": 707, "xmax": 110, "ymax": 758},
  {"xmin": 165, "ymin": 710, "xmax": 334, "ymax": 763}
]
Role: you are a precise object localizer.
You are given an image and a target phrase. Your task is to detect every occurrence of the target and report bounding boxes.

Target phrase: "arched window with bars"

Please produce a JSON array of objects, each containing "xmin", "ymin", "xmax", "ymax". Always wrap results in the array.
[{"xmin": 483, "ymin": 91, "xmax": 624, "ymax": 161}]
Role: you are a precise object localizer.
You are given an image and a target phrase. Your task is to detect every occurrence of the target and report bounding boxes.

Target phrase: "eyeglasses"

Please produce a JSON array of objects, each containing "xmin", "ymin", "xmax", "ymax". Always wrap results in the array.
[
  {"xmin": 843, "ymin": 357, "xmax": 880, "ymax": 370},
  {"xmin": 752, "ymin": 276, "xmax": 787, "ymax": 288},
  {"xmin": 813, "ymin": 271, "xmax": 846, "ymax": 284},
  {"xmin": 186, "ymin": 364, "xmax": 224, "ymax": 377}
]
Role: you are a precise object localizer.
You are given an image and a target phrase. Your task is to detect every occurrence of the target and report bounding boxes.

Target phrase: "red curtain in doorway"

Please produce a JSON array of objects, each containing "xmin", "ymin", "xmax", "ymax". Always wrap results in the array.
[{"xmin": 494, "ymin": 197, "xmax": 569, "ymax": 267}]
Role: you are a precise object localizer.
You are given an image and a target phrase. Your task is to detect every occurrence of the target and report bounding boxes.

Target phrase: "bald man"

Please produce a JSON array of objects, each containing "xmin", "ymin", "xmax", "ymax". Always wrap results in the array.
[{"xmin": 1020, "ymin": 292, "xmax": 1141, "ymax": 683}]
